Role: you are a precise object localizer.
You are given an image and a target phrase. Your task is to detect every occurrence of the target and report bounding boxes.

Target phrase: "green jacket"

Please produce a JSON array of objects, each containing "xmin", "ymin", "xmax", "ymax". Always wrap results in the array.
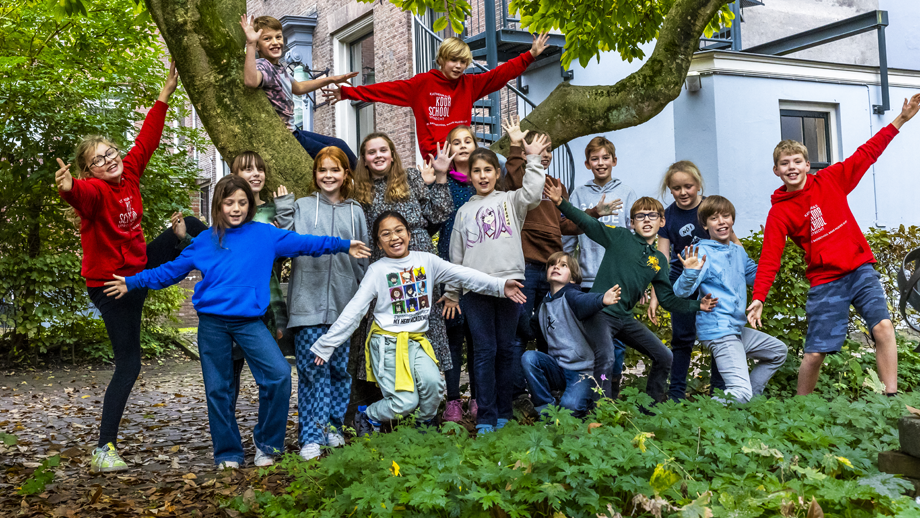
[{"xmin": 558, "ymin": 199, "xmax": 700, "ymax": 320}]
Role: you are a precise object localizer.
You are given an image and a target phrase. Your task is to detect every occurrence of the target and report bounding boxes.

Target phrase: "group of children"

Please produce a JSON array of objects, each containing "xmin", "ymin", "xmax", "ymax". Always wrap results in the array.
[{"xmin": 53, "ymin": 15, "xmax": 920, "ymax": 472}]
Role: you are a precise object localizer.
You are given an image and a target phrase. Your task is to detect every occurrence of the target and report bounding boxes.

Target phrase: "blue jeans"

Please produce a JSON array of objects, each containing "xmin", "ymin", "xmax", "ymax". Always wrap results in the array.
[
  {"xmin": 668, "ymin": 285, "xmax": 724, "ymax": 401},
  {"xmin": 292, "ymin": 130, "xmax": 357, "ymax": 170},
  {"xmin": 198, "ymin": 314, "xmax": 292, "ymax": 465},
  {"xmin": 461, "ymin": 292, "xmax": 522, "ymax": 427},
  {"xmin": 511, "ymin": 262, "xmax": 551, "ymax": 396},
  {"xmin": 580, "ymin": 287, "xmax": 626, "ymax": 388},
  {"xmin": 521, "ymin": 351, "xmax": 592, "ymax": 417}
]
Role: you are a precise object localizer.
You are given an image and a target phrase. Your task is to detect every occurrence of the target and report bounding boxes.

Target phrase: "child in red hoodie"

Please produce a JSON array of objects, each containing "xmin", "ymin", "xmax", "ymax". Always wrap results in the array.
[
  {"xmin": 322, "ymin": 34, "xmax": 549, "ymax": 159},
  {"xmin": 748, "ymin": 93, "xmax": 920, "ymax": 396}
]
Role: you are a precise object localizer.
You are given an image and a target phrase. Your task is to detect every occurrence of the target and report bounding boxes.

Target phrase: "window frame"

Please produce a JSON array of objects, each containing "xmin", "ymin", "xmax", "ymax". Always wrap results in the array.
[
  {"xmin": 332, "ymin": 15, "xmax": 375, "ymax": 153},
  {"xmin": 778, "ymin": 102, "xmax": 839, "ymax": 173}
]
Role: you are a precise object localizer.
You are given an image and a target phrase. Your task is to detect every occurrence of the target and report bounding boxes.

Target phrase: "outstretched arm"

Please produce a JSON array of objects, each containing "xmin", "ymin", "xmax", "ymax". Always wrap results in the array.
[
  {"xmin": 240, "ymin": 15, "xmax": 264, "ymax": 89},
  {"xmin": 891, "ymin": 92, "xmax": 920, "ymax": 130},
  {"xmin": 322, "ymin": 76, "xmax": 416, "ymax": 107},
  {"xmin": 292, "ymin": 71, "xmax": 358, "ymax": 96},
  {"xmin": 310, "ymin": 278, "xmax": 377, "ymax": 363}
]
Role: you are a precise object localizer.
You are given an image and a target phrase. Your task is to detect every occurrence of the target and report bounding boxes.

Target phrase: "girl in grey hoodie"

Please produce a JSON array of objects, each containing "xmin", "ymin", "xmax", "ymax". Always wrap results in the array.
[{"xmin": 274, "ymin": 147, "xmax": 369, "ymax": 461}]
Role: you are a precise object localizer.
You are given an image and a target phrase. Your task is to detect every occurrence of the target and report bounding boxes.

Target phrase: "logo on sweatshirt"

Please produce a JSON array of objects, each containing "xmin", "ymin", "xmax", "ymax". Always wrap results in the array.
[
  {"xmin": 118, "ymin": 196, "xmax": 139, "ymax": 230},
  {"xmin": 466, "ymin": 203, "xmax": 514, "ymax": 248},
  {"xmin": 387, "ymin": 266, "xmax": 430, "ymax": 324},
  {"xmin": 428, "ymin": 93, "xmax": 451, "ymax": 121},
  {"xmin": 647, "ymin": 256, "xmax": 661, "ymax": 273},
  {"xmin": 679, "ymin": 223, "xmax": 695, "ymax": 238},
  {"xmin": 809, "ymin": 205, "xmax": 826, "ymax": 234}
]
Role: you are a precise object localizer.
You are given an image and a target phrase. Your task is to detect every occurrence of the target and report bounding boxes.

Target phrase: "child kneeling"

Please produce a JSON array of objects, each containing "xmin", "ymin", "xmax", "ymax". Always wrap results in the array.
[
  {"xmin": 310, "ymin": 211, "xmax": 526, "ymax": 435},
  {"xmin": 523, "ymin": 252, "xmax": 620, "ymax": 417},
  {"xmin": 674, "ymin": 196, "xmax": 786, "ymax": 403}
]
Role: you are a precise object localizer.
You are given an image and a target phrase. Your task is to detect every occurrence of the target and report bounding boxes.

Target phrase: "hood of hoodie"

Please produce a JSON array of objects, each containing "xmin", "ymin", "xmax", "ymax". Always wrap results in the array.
[
  {"xmin": 770, "ymin": 176, "xmax": 812, "ymax": 205},
  {"xmin": 582, "ymin": 177, "xmax": 623, "ymax": 194}
]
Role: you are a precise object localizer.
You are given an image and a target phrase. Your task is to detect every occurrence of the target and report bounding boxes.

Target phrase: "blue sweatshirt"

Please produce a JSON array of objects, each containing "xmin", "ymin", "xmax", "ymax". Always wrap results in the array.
[
  {"xmin": 673, "ymin": 239, "xmax": 757, "ymax": 341},
  {"xmin": 125, "ymin": 222, "xmax": 351, "ymax": 318},
  {"xmin": 538, "ymin": 283, "xmax": 607, "ymax": 372}
]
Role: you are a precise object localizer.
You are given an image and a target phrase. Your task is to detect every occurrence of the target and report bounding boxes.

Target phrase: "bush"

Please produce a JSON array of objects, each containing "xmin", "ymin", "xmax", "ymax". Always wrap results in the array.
[{"xmin": 229, "ymin": 389, "xmax": 920, "ymax": 517}]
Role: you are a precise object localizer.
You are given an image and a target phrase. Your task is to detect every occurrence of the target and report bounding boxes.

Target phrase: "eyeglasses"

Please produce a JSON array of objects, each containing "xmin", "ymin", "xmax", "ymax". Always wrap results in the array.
[
  {"xmin": 633, "ymin": 212, "xmax": 661, "ymax": 222},
  {"xmin": 90, "ymin": 147, "xmax": 120, "ymax": 168}
]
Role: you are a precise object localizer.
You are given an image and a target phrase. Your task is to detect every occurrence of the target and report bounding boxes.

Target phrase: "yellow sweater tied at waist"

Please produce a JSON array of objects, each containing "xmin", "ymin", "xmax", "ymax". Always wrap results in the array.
[{"xmin": 365, "ymin": 321, "xmax": 439, "ymax": 392}]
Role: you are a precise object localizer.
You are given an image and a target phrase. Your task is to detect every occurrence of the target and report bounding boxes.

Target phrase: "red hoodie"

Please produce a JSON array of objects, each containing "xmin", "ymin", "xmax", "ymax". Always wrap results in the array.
[
  {"xmin": 751, "ymin": 124, "xmax": 898, "ymax": 302},
  {"xmin": 59, "ymin": 101, "xmax": 168, "ymax": 287},
  {"xmin": 340, "ymin": 51, "xmax": 535, "ymax": 158}
]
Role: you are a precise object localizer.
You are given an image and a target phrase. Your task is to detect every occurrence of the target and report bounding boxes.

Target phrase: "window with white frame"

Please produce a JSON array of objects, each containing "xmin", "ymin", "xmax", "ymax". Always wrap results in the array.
[
  {"xmin": 333, "ymin": 16, "xmax": 375, "ymax": 153},
  {"xmin": 778, "ymin": 102, "xmax": 838, "ymax": 172}
]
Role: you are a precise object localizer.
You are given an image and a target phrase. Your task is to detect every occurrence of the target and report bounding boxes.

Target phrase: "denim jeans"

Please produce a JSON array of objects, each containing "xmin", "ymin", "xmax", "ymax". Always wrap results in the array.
[
  {"xmin": 445, "ymin": 313, "xmax": 475, "ymax": 401},
  {"xmin": 292, "ymin": 129, "xmax": 357, "ymax": 170},
  {"xmin": 511, "ymin": 262, "xmax": 551, "ymax": 396},
  {"xmin": 197, "ymin": 313, "xmax": 292, "ymax": 465},
  {"xmin": 701, "ymin": 328, "xmax": 787, "ymax": 403},
  {"xmin": 668, "ymin": 286, "xmax": 725, "ymax": 401},
  {"xmin": 521, "ymin": 351, "xmax": 592, "ymax": 417},
  {"xmin": 461, "ymin": 291, "xmax": 522, "ymax": 427},
  {"xmin": 585, "ymin": 312, "xmax": 673, "ymax": 403}
]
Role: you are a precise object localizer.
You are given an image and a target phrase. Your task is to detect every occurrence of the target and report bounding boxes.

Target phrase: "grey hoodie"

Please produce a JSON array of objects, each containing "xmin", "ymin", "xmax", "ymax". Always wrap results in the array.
[
  {"xmin": 538, "ymin": 283, "xmax": 607, "ymax": 372},
  {"xmin": 562, "ymin": 178, "xmax": 637, "ymax": 288},
  {"xmin": 275, "ymin": 192, "xmax": 369, "ymax": 328}
]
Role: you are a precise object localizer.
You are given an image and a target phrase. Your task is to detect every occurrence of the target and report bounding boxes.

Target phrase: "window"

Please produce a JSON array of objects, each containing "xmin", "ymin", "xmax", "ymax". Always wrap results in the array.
[
  {"xmin": 349, "ymin": 32, "xmax": 376, "ymax": 147},
  {"xmin": 780, "ymin": 109, "xmax": 832, "ymax": 171}
]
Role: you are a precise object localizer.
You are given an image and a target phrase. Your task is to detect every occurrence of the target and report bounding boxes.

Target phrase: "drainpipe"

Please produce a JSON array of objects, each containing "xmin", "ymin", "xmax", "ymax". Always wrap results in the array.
[{"xmin": 865, "ymin": 84, "xmax": 884, "ymax": 228}]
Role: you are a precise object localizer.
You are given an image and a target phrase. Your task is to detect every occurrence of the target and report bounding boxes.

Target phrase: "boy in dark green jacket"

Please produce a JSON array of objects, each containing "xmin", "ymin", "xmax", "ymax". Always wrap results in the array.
[{"xmin": 546, "ymin": 187, "xmax": 717, "ymax": 403}]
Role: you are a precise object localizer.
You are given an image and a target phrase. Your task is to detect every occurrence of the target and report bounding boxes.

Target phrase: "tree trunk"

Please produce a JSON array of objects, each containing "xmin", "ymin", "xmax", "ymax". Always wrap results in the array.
[
  {"xmin": 145, "ymin": 0, "xmax": 314, "ymax": 196},
  {"xmin": 491, "ymin": 0, "xmax": 731, "ymax": 157}
]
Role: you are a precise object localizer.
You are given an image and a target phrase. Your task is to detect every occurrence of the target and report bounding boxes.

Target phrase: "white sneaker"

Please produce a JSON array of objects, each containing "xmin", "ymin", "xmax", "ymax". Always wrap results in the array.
[
  {"xmin": 326, "ymin": 432, "xmax": 345, "ymax": 448},
  {"xmin": 253, "ymin": 435, "xmax": 275, "ymax": 467},
  {"xmin": 300, "ymin": 443, "xmax": 322, "ymax": 460},
  {"xmin": 218, "ymin": 460, "xmax": 240, "ymax": 470}
]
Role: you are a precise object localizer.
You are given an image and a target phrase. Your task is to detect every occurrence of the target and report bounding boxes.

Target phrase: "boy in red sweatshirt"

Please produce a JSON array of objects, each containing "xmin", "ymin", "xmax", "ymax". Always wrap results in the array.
[
  {"xmin": 748, "ymin": 93, "xmax": 920, "ymax": 396},
  {"xmin": 321, "ymin": 34, "xmax": 549, "ymax": 159}
]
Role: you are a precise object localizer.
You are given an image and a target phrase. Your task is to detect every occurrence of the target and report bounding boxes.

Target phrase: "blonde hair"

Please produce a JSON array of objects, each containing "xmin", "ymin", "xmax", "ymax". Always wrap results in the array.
[
  {"xmin": 354, "ymin": 133, "xmax": 411, "ymax": 205},
  {"xmin": 773, "ymin": 140, "xmax": 809, "ymax": 166},
  {"xmin": 546, "ymin": 251, "xmax": 582, "ymax": 284},
  {"xmin": 697, "ymin": 195, "xmax": 735, "ymax": 228},
  {"xmin": 448, "ymin": 125, "xmax": 477, "ymax": 148},
  {"xmin": 660, "ymin": 160, "xmax": 704, "ymax": 198},
  {"xmin": 310, "ymin": 146, "xmax": 355, "ymax": 200},
  {"xmin": 630, "ymin": 197, "xmax": 665, "ymax": 220},
  {"xmin": 253, "ymin": 16, "xmax": 283, "ymax": 33},
  {"xmin": 436, "ymin": 37, "xmax": 472, "ymax": 67},
  {"xmin": 584, "ymin": 136, "xmax": 616, "ymax": 161},
  {"xmin": 74, "ymin": 136, "xmax": 118, "ymax": 178}
]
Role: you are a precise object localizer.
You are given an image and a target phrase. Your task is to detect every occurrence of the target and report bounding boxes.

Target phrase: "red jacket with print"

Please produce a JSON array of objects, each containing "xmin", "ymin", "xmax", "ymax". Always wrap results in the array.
[
  {"xmin": 59, "ymin": 101, "xmax": 168, "ymax": 287},
  {"xmin": 339, "ymin": 52, "xmax": 535, "ymax": 158},
  {"xmin": 751, "ymin": 124, "xmax": 898, "ymax": 302}
]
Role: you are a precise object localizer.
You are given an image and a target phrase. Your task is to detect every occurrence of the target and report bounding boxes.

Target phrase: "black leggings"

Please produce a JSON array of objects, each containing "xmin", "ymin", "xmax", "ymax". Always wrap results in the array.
[{"xmin": 88, "ymin": 216, "xmax": 208, "ymax": 448}]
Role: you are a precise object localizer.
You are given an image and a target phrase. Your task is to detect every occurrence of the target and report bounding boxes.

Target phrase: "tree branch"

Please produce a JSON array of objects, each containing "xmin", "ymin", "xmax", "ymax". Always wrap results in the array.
[{"xmin": 491, "ymin": 0, "xmax": 731, "ymax": 156}]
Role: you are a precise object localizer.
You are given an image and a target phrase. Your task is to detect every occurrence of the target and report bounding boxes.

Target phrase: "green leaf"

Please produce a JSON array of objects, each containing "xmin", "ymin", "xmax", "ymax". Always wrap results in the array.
[
  {"xmin": 0, "ymin": 433, "xmax": 17, "ymax": 446},
  {"xmin": 431, "ymin": 15, "xmax": 448, "ymax": 33}
]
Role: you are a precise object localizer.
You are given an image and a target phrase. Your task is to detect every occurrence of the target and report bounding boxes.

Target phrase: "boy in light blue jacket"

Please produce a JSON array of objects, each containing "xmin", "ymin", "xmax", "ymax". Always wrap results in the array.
[{"xmin": 674, "ymin": 196, "xmax": 786, "ymax": 403}]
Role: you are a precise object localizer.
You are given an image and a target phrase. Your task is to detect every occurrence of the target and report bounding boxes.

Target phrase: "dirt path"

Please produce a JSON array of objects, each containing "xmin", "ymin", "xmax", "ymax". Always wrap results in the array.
[{"xmin": 0, "ymin": 355, "xmax": 297, "ymax": 517}]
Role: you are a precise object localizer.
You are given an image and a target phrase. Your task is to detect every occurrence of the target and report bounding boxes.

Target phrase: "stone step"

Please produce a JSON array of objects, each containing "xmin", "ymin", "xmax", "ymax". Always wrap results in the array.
[
  {"xmin": 879, "ymin": 450, "xmax": 920, "ymax": 479},
  {"xmin": 900, "ymin": 416, "xmax": 920, "ymax": 458}
]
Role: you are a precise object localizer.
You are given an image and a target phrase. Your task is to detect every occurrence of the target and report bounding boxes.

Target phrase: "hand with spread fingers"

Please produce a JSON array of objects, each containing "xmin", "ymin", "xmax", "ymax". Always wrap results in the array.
[{"xmin": 54, "ymin": 158, "xmax": 73, "ymax": 192}]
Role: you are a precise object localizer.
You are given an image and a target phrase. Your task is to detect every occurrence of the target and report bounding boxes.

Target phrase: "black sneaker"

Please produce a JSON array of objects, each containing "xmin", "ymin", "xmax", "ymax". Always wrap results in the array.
[{"xmin": 355, "ymin": 406, "xmax": 381, "ymax": 437}]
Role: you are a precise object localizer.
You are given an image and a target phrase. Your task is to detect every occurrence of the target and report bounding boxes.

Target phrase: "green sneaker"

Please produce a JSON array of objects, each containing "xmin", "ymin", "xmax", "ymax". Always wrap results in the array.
[{"xmin": 90, "ymin": 442, "xmax": 129, "ymax": 473}]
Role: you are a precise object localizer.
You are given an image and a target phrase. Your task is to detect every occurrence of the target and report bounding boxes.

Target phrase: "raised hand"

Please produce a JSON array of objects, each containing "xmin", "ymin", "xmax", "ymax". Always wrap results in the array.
[
  {"xmin": 54, "ymin": 158, "xmax": 73, "ymax": 192},
  {"xmin": 321, "ymin": 84, "xmax": 344, "ymax": 105},
  {"xmin": 678, "ymin": 245, "xmax": 706, "ymax": 270},
  {"xmin": 504, "ymin": 279, "xmax": 527, "ymax": 304},
  {"xmin": 349, "ymin": 240, "xmax": 371, "ymax": 259},
  {"xmin": 170, "ymin": 212, "xmax": 186, "ymax": 240},
  {"xmin": 439, "ymin": 297, "xmax": 460, "ymax": 319},
  {"xmin": 158, "ymin": 61, "xmax": 179, "ymax": 102},
  {"xmin": 103, "ymin": 275, "xmax": 128, "ymax": 299},
  {"xmin": 543, "ymin": 180, "xmax": 563, "ymax": 206},
  {"xmin": 594, "ymin": 194, "xmax": 623, "ymax": 217},
  {"xmin": 530, "ymin": 32, "xmax": 550, "ymax": 58},
  {"xmin": 523, "ymin": 133, "xmax": 550, "ymax": 157},
  {"xmin": 419, "ymin": 158, "xmax": 436, "ymax": 185},
  {"xmin": 603, "ymin": 284, "xmax": 621, "ymax": 306},
  {"xmin": 274, "ymin": 185, "xmax": 289, "ymax": 198},
  {"xmin": 746, "ymin": 299, "xmax": 764, "ymax": 329},
  {"xmin": 429, "ymin": 140, "xmax": 456, "ymax": 175},
  {"xmin": 894, "ymin": 92, "xmax": 920, "ymax": 129},
  {"xmin": 700, "ymin": 293, "xmax": 719, "ymax": 312},
  {"xmin": 240, "ymin": 14, "xmax": 262, "ymax": 46},
  {"xmin": 501, "ymin": 115, "xmax": 529, "ymax": 147}
]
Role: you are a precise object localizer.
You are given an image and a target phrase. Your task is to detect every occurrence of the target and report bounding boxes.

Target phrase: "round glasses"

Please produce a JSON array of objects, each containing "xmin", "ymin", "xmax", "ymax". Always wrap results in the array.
[
  {"xmin": 90, "ymin": 147, "xmax": 120, "ymax": 168},
  {"xmin": 633, "ymin": 212, "xmax": 661, "ymax": 222}
]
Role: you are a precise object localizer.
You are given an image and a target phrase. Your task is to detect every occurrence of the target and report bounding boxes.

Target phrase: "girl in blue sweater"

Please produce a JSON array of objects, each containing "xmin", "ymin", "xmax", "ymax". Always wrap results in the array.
[{"xmin": 105, "ymin": 175, "xmax": 370, "ymax": 469}]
